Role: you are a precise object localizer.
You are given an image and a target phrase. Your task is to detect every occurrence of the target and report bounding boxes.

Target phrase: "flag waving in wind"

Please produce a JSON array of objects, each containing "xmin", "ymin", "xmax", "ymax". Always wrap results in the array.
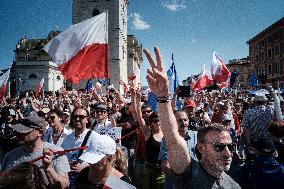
[
  {"xmin": 0, "ymin": 69, "xmax": 10, "ymax": 99},
  {"xmin": 36, "ymin": 78, "xmax": 44, "ymax": 97},
  {"xmin": 43, "ymin": 12, "xmax": 108, "ymax": 84},
  {"xmin": 192, "ymin": 65, "xmax": 213, "ymax": 92},
  {"xmin": 167, "ymin": 53, "xmax": 179, "ymax": 96},
  {"xmin": 211, "ymin": 51, "xmax": 231, "ymax": 83}
]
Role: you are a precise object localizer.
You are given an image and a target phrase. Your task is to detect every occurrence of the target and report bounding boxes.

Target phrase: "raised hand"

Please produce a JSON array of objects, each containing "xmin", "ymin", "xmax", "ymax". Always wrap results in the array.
[{"xmin": 143, "ymin": 47, "xmax": 170, "ymax": 98}]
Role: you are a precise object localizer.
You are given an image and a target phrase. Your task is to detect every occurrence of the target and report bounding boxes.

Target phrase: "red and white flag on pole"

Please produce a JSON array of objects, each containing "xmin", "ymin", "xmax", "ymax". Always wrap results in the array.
[
  {"xmin": 36, "ymin": 78, "xmax": 44, "ymax": 97},
  {"xmin": 43, "ymin": 12, "xmax": 108, "ymax": 84},
  {"xmin": 0, "ymin": 69, "xmax": 10, "ymax": 99},
  {"xmin": 211, "ymin": 51, "xmax": 231, "ymax": 83},
  {"xmin": 103, "ymin": 176, "xmax": 136, "ymax": 189},
  {"xmin": 192, "ymin": 65, "xmax": 213, "ymax": 92}
]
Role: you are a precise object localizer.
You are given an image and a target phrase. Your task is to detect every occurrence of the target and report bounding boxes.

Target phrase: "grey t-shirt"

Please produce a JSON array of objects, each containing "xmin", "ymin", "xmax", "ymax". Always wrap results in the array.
[
  {"xmin": 173, "ymin": 160, "xmax": 240, "ymax": 189},
  {"xmin": 1, "ymin": 142, "xmax": 71, "ymax": 185}
]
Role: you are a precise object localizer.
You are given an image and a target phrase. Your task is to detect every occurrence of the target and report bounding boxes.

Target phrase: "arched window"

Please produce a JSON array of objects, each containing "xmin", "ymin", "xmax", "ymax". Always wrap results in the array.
[
  {"xmin": 92, "ymin": 9, "xmax": 100, "ymax": 17},
  {"xmin": 29, "ymin": 74, "xmax": 37, "ymax": 79}
]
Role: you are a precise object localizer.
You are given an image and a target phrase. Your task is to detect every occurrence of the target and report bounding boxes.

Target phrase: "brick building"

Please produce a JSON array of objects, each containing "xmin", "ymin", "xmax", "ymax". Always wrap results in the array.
[
  {"xmin": 247, "ymin": 17, "xmax": 284, "ymax": 88},
  {"xmin": 226, "ymin": 58, "xmax": 251, "ymax": 89}
]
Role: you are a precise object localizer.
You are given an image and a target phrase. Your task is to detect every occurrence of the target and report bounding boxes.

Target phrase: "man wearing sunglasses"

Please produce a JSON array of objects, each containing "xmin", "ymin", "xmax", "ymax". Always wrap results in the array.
[
  {"xmin": 143, "ymin": 47, "xmax": 240, "ymax": 188},
  {"xmin": 91, "ymin": 104, "xmax": 113, "ymax": 133}
]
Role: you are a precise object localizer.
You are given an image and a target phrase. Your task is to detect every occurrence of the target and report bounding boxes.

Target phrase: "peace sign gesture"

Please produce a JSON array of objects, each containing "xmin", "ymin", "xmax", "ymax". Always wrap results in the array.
[{"xmin": 143, "ymin": 47, "xmax": 170, "ymax": 98}]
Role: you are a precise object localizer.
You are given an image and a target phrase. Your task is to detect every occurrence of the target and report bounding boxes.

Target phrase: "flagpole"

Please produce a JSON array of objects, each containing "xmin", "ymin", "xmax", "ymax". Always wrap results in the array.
[
  {"xmin": 7, "ymin": 81, "xmax": 10, "ymax": 98},
  {"xmin": 43, "ymin": 78, "xmax": 45, "ymax": 99}
]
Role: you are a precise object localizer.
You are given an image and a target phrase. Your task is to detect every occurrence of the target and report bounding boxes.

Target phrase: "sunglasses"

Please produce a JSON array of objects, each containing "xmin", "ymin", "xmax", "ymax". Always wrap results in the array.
[
  {"xmin": 151, "ymin": 119, "xmax": 159, "ymax": 124},
  {"xmin": 73, "ymin": 115, "xmax": 87, "ymax": 120},
  {"xmin": 96, "ymin": 110, "xmax": 107, "ymax": 113},
  {"xmin": 142, "ymin": 110, "xmax": 152, "ymax": 114},
  {"xmin": 209, "ymin": 142, "xmax": 235, "ymax": 153},
  {"xmin": 48, "ymin": 115, "xmax": 56, "ymax": 120}
]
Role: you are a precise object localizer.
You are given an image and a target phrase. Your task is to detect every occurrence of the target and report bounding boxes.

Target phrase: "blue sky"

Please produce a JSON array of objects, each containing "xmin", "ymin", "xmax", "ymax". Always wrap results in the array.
[{"xmin": 0, "ymin": 0, "xmax": 284, "ymax": 85}]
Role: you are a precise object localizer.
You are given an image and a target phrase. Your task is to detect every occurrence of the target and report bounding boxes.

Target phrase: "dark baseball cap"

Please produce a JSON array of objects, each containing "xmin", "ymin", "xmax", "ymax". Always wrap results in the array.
[
  {"xmin": 11, "ymin": 116, "xmax": 46, "ymax": 134},
  {"xmin": 253, "ymin": 138, "xmax": 276, "ymax": 154}
]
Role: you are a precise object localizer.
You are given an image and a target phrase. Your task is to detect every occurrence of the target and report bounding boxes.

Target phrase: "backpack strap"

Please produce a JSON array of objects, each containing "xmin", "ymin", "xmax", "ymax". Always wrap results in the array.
[{"xmin": 77, "ymin": 130, "xmax": 92, "ymax": 158}]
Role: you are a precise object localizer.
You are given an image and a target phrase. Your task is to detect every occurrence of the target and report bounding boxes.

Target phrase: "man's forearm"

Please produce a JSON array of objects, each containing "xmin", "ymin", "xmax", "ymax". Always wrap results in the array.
[
  {"xmin": 157, "ymin": 102, "xmax": 190, "ymax": 174},
  {"xmin": 46, "ymin": 167, "xmax": 69, "ymax": 188}
]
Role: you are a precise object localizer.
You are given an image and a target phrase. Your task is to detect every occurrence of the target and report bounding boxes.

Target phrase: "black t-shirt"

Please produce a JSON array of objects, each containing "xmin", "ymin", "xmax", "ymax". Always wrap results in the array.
[
  {"xmin": 74, "ymin": 167, "xmax": 131, "ymax": 189},
  {"xmin": 172, "ymin": 160, "xmax": 240, "ymax": 189}
]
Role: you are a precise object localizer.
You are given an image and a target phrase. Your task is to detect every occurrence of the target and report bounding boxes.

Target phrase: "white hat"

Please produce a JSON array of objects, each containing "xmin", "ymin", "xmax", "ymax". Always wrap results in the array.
[
  {"xmin": 79, "ymin": 135, "xmax": 116, "ymax": 164},
  {"xmin": 254, "ymin": 90, "xmax": 268, "ymax": 102}
]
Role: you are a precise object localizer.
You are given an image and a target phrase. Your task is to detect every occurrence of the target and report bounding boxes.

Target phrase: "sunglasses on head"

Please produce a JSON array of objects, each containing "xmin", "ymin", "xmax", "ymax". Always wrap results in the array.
[
  {"xmin": 73, "ymin": 115, "xmax": 87, "ymax": 120},
  {"xmin": 210, "ymin": 142, "xmax": 235, "ymax": 153},
  {"xmin": 142, "ymin": 110, "xmax": 152, "ymax": 114}
]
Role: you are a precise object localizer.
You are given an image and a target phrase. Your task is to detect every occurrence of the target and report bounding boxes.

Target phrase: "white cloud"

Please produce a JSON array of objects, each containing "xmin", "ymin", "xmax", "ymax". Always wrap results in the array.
[
  {"xmin": 161, "ymin": 0, "xmax": 186, "ymax": 12},
  {"xmin": 131, "ymin": 12, "xmax": 150, "ymax": 30}
]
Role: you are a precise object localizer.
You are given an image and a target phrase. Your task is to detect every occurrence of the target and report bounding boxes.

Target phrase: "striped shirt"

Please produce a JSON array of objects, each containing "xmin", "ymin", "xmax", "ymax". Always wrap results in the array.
[{"xmin": 242, "ymin": 105, "xmax": 274, "ymax": 143}]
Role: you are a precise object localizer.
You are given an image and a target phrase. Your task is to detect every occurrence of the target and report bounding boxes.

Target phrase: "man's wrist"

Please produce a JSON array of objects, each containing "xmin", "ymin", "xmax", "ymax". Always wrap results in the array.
[{"xmin": 156, "ymin": 95, "xmax": 171, "ymax": 103}]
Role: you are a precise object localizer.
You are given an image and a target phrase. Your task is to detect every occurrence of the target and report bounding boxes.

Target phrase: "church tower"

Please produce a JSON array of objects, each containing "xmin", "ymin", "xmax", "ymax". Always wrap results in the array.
[{"xmin": 72, "ymin": 0, "xmax": 128, "ymax": 90}]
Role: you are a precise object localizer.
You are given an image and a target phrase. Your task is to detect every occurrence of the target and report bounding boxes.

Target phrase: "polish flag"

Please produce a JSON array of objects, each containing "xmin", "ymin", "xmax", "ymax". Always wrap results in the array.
[
  {"xmin": 43, "ymin": 12, "xmax": 108, "ymax": 84},
  {"xmin": 189, "ymin": 76, "xmax": 196, "ymax": 89},
  {"xmin": 192, "ymin": 65, "xmax": 213, "ymax": 92},
  {"xmin": 211, "ymin": 51, "xmax": 231, "ymax": 83},
  {"xmin": 0, "ymin": 69, "xmax": 10, "ymax": 99},
  {"xmin": 217, "ymin": 78, "xmax": 230, "ymax": 89},
  {"xmin": 36, "ymin": 78, "xmax": 44, "ymax": 97},
  {"xmin": 103, "ymin": 176, "xmax": 136, "ymax": 189}
]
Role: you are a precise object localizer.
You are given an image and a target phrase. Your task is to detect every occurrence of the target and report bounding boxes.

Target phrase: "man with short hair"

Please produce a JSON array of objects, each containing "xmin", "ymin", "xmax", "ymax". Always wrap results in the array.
[
  {"xmin": 61, "ymin": 107, "xmax": 103, "ymax": 187},
  {"xmin": 159, "ymin": 110, "xmax": 198, "ymax": 189},
  {"xmin": 242, "ymin": 90, "xmax": 274, "ymax": 154},
  {"xmin": 183, "ymin": 99, "xmax": 200, "ymax": 131},
  {"xmin": 91, "ymin": 104, "xmax": 113, "ymax": 132},
  {"xmin": 1, "ymin": 115, "xmax": 70, "ymax": 188},
  {"xmin": 143, "ymin": 47, "xmax": 240, "ymax": 189}
]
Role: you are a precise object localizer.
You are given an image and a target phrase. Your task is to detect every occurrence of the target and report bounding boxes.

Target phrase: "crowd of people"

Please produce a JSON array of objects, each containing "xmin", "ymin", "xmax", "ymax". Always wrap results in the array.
[{"xmin": 0, "ymin": 47, "xmax": 284, "ymax": 189}]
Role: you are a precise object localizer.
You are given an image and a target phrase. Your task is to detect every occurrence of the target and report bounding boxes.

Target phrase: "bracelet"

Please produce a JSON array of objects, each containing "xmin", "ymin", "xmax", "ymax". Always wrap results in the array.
[
  {"xmin": 156, "ymin": 95, "xmax": 170, "ymax": 101},
  {"xmin": 156, "ymin": 95, "xmax": 171, "ymax": 103},
  {"xmin": 157, "ymin": 99, "xmax": 170, "ymax": 103}
]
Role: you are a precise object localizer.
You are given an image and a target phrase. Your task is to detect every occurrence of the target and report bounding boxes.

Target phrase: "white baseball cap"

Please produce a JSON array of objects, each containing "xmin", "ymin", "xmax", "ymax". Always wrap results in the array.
[{"xmin": 79, "ymin": 135, "xmax": 116, "ymax": 164}]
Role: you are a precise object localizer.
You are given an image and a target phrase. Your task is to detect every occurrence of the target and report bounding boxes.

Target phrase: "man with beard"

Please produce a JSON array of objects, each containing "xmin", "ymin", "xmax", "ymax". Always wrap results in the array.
[
  {"xmin": 1, "ymin": 115, "xmax": 70, "ymax": 188},
  {"xmin": 143, "ymin": 47, "xmax": 240, "ymax": 189},
  {"xmin": 61, "ymin": 107, "xmax": 103, "ymax": 187}
]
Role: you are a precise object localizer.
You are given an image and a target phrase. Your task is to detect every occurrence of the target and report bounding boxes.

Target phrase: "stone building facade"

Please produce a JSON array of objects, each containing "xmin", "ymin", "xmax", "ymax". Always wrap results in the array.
[
  {"xmin": 247, "ymin": 17, "xmax": 284, "ymax": 88},
  {"xmin": 227, "ymin": 58, "xmax": 251, "ymax": 89},
  {"xmin": 10, "ymin": 33, "xmax": 64, "ymax": 94},
  {"xmin": 127, "ymin": 35, "xmax": 142, "ymax": 87},
  {"xmin": 9, "ymin": 0, "xmax": 142, "ymax": 93}
]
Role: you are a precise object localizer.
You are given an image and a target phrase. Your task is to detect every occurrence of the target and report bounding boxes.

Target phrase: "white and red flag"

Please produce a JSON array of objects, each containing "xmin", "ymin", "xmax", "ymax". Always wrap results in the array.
[
  {"xmin": 103, "ymin": 176, "xmax": 136, "ymax": 189},
  {"xmin": 211, "ymin": 51, "xmax": 231, "ymax": 83},
  {"xmin": 0, "ymin": 69, "xmax": 10, "ymax": 99},
  {"xmin": 192, "ymin": 65, "xmax": 213, "ymax": 92},
  {"xmin": 36, "ymin": 78, "xmax": 44, "ymax": 97},
  {"xmin": 43, "ymin": 12, "xmax": 108, "ymax": 84}
]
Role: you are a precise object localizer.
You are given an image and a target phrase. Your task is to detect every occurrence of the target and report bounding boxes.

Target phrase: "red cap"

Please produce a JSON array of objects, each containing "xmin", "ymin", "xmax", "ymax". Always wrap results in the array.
[{"xmin": 184, "ymin": 99, "xmax": 196, "ymax": 108}]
